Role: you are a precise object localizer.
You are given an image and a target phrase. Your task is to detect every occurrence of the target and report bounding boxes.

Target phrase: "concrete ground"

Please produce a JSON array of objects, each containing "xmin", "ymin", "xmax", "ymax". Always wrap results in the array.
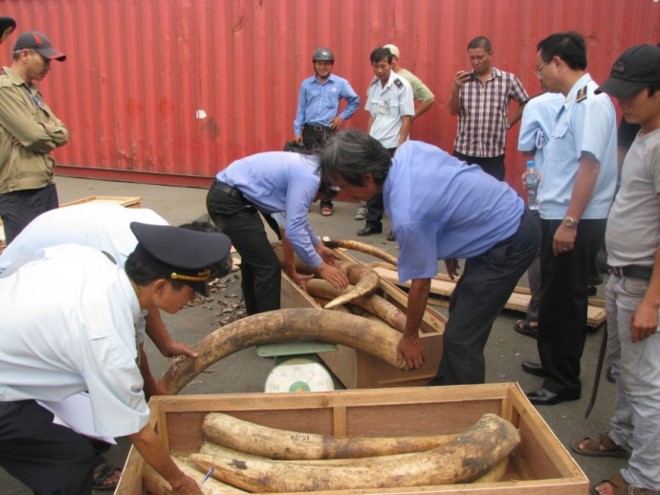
[{"xmin": 1, "ymin": 176, "xmax": 624, "ymax": 494}]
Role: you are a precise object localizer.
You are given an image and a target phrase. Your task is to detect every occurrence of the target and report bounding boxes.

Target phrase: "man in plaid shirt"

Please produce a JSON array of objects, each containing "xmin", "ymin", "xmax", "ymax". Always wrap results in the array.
[{"xmin": 448, "ymin": 36, "xmax": 529, "ymax": 181}]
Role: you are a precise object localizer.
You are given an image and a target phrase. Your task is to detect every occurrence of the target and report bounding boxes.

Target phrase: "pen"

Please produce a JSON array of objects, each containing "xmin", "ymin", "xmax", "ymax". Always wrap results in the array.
[{"xmin": 201, "ymin": 466, "xmax": 214, "ymax": 485}]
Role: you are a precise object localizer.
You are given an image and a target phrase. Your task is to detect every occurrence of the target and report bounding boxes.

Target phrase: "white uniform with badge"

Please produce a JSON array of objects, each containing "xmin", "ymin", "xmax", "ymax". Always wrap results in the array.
[{"xmin": 365, "ymin": 72, "xmax": 414, "ymax": 148}]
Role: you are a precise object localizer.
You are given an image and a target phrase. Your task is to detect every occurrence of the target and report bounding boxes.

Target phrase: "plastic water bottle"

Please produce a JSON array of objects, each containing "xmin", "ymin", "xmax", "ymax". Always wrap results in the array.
[{"xmin": 525, "ymin": 160, "xmax": 540, "ymax": 210}]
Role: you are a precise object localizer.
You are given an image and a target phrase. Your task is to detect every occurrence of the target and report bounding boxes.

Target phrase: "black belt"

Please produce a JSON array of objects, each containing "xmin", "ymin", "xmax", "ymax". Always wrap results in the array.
[
  {"xmin": 213, "ymin": 180, "xmax": 246, "ymax": 202},
  {"xmin": 609, "ymin": 265, "xmax": 653, "ymax": 281},
  {"xmin": 303, "ymin": 124, "xmax": 332, "ymax": 133}
]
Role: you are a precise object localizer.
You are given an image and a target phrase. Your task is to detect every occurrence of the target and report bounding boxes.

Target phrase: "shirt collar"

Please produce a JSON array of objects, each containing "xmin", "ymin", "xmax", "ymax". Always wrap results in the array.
[
  {"xmin": 311, "ymin": 73, "xmax": 336, "ymax": 85},
  {"xmin": 2, "ymin": 66, "xmax": 34, "ymax": 90}
]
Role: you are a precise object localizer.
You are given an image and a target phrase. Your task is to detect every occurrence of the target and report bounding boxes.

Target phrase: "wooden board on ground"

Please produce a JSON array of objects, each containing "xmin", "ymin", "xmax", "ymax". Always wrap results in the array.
[
  {"xmin": 115, "ymin": 383, "xmax": 589, "ymax": 495},
  {"xmin": 281, "ymin": 251, "xmax": 445, "ymax": 389},
  {"xmin": 61, "ymin": 195, "xmax": 142, "ymax": 208},
  {"xmin": 370, "ymin": 263, "xmax": 607, "ymax": 328}
]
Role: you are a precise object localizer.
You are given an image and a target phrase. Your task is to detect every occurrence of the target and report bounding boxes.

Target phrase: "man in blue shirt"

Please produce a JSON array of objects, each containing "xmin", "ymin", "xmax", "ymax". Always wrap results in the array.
[
  {"xmin": 523, "ymin": 32, "xmax": 617, "ymax": 406},
  {"xmin": 207, "ymin": 151, "xmax": 349, "ymax": 315},
  {"xmin": 293, "ymin": 47, "xmax": 360, "ymax": 216},
  {"xmin": 320, "ymin": 130, "xmax": 540, "ymax": 385}
]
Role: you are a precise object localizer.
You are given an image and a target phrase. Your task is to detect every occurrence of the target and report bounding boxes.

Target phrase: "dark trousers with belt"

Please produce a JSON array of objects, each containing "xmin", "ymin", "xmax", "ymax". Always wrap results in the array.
[
  {"xmin": 453, "ymin": 152, "xmax": 506, "ymax": 182},
  {"xmin": 302, "ymin": 125, "xmax": 336, "ymax": 209},
  {"xmin": 439, "ymin": 208, "xmax": 540, "ymax": 384},
  {"xmin": 537, "ymin": 218, "xmax": 607, "ymax": 396},
  {"xmin": 365, "ymin": 148, "xmax": 396, "ymax": 228},
  {"xmin": 0, "ymin": 400, "xmax": 110, "ymax": 494},
  {"xmin": 206, "ymin": 182, "xmax": 281, "ymax": 315},
  {"xmin": 0, "ymin": 183, "xmax": 58, "ymax": 244}
]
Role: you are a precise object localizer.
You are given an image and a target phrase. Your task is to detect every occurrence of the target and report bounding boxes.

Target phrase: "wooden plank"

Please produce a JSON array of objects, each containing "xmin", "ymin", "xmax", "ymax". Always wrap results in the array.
[
  {"xmin": 371, "ymin": 264, "xmax": 607, "ymax": 328},
  {"xmin": 116, "ymin": 384, "xmax": 589, "ymax": 495},
  {"xmin": 60, "ymin": 195, "xmax": 142, "ymax": 208}
]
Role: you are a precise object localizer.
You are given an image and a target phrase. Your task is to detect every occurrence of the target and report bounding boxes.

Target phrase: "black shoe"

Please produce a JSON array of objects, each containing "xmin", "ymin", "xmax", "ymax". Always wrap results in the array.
[
  {"xmin": 386, "ymin": 230, "xmax": 395, "ymax": 241},
  {"xmin": 526, "ymin": 387, "xmax": 579, "ymax": 405},
  {"xmin": 521, "ymin": 361, "xmax": 548, "ymax": 377},
  {"xmin": 513, "ymin": 320, "xmax": 538, "ymax": 339},
  {"xmin": 357, "ymin": 225, "xmax": 382, "ymax": 236}
]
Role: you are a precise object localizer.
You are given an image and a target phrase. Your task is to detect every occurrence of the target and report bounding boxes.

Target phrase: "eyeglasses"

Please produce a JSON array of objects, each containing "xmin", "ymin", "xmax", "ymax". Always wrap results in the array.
[{"xmin": 534, "ymin": 61, "xmax": 549, "ymax": 78}]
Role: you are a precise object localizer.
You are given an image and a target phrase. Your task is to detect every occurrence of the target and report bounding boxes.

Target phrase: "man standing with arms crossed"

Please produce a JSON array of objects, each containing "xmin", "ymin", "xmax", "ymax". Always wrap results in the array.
[
  {"xmin": 357, "ymin": 47, "xmax": 414, "ymax": 237},
  {"xmin": 448, "ymin": 36, "xmax": 528, "ymax": 181},
  {"xmin": 293, "ymin": 47, "xmax": 360, "ymax": 217},
  {"xmin": 523, "ymin": 32, "xmax": 617, "ymax": 405},
  {"xmin": 0, "ymin": 31, "xmax": 68, "ymax": 244}
]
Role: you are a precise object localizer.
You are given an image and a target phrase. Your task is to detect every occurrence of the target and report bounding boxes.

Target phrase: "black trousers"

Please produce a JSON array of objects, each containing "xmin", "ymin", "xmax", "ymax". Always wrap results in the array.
[
  {"xmin": 365, "ymin": 148, "xmax": 396, "ymax": 228},
  {"xmin": 302, "ymin": 125, "xmax": 336, "ymax": 209},
  {"xmin": 453, "ymin": 152, "xmax": 506, "ymax": 182},
  {"xmin": 206, "ymin": 184, "xmax": 281, "ymax": 315},
  {"xmin": 0, "ymin": 183, "xmax": 58, "ymax": 244},
  {"xmin": 439, "ymin": 208, "xmax": 540, "ymax": 384},
  {"xmin": 537, "ymin": 218, "xmax": 607, "ymax": 396},
  {"xmin": 0, "ymin": 400, "xmax": 110, "ymax": 495}
]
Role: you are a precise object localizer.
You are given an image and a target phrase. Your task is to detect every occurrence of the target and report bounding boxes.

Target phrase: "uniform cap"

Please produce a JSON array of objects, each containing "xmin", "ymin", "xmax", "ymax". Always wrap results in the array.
[
  {"xmin": 383, "ymin": 44, "xmax": 399, "ymax": 58},
  {"xmin": 130, "ymin": 222, "xmax": 232, "ymax": 297},
  {"xmin": 13, "ymin": 31, "xmax": 66, "ymax": 61},
  {"xmin": 595, "ymin": 44, "xmax": 660, "ymax": 99}
]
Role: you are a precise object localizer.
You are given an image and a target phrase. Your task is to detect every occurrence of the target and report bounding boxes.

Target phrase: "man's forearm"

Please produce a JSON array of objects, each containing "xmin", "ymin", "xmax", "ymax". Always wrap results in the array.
[
  {"xmin": 399, "ymin": 116, "xmax": 411, "ymax": 145},
  {"xmin": 404, "ymin": 278, "xmax": 431, "ymax": 339},
  {"xmin": 448, "ymin": 85, "xmax": 461, "ymax": 115},
  {"xmin": 414, "ymin": 99, "xmax": 435, "ymax": 120},
  {"xmin": 507, "ymin": 102, "xmax": 526, "ymax": 128}
]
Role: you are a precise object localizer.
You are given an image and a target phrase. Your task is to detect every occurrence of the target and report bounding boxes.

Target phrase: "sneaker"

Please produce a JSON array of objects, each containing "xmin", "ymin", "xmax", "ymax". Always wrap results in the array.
[{"xmin": 355, "ymin": 205, "xmax": 367, "ymax": 220}]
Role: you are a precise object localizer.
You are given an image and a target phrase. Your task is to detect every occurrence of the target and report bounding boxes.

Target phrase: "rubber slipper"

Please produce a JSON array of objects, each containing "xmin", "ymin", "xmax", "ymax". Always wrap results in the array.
[
  {"xmin": 93, "ymin": 461, "xmax": 122, "ymax": 491},
  {"xmin": 571, "ymin": 434, "xmax": 630, "ymax": 459},
  {"xmin": 591, "ymin": 473, "xmax": 659, "ymax": 495},
  {"xmin": 320, "ymin": 207, "xmax": 333, "ymax": 216},
  {"xmin": 513, "ymin": 319, "xmax": 538, "ymax": 338}
]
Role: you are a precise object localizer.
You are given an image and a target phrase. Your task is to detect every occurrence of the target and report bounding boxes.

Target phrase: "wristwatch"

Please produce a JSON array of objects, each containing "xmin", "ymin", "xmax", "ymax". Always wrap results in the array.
[{"xmin": 563, "ymin": 216, "xmax": 579, "ymax": 228}]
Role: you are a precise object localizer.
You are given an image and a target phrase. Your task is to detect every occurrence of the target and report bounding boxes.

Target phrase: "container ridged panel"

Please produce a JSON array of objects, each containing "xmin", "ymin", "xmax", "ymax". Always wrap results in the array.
[{"xmin": 0, "ymin": 0, "xmax": 657, "ymax": 188}]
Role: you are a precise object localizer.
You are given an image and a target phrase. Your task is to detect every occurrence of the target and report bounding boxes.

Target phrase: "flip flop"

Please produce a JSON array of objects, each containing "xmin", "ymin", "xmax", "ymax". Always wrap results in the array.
[
  {"xmin": 320, "ymin": 207, "xmax": 333, "ymax": 216},
  {"xmin": 93, "ymin": 461, "xmax": 122, "ymax": 491},
  {"xmin": 513, "ymin": 319, "xmax": 538, "ymax": 338},
  {"xmin": 591, "ymin": 473, "xmax": 659, "ymax": 495},
  {"xmin": 571, "ymin": 433, "xmax": 630, "ymax": 459}
]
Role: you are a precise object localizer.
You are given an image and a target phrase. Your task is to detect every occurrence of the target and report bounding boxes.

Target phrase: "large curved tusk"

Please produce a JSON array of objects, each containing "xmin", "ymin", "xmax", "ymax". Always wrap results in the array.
[
  {"xmin": 321, "ymin": 236, "xmax": 398, "ymax": 266},
  {"xmin": 203, "ymin": 412, "xmax": 457, "ymax": 460},
  {"xmin": 190, "ymin": 414, "xmax": 520, "ymax": 492},
  {"xmin": 323, "ymin": 260, "xmax": 380, "ymax": 309},
  {"xmin": 143, "ymin": 457, "xmax": 246, "ymax": 494},
  {"xmin": 160, "ymin": 309, "xmax": 404, "ymax": 394},
  {"xmin": 306, "ymin": 279, "xmax": 406, "ymax": 332},
  {"xmin": 271, "ymin": 243, "xmax": 380, "ymax": 309}
]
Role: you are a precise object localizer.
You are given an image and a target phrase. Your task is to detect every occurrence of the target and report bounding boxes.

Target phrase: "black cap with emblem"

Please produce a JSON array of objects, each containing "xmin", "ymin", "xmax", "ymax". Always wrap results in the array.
[
  {"xmin": 596, "ymin": 44, "xmax": 660, "ymax": 99},
  {"xmin": 129, "ymin": 222, "xmax": 232, "ymax": 297}
]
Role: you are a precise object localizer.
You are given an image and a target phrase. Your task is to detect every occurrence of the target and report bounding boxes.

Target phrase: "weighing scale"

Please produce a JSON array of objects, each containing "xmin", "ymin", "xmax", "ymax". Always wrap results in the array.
[{"xmin": 257, "ymin": 341, "xmax": 338, "ymax": 393}]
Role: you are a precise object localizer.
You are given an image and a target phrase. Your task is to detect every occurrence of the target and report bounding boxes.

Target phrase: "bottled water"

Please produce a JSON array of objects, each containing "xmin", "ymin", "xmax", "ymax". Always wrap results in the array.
[{"xmin": 525, "ymin": 160, "xmax": 540, "ymax": 210}]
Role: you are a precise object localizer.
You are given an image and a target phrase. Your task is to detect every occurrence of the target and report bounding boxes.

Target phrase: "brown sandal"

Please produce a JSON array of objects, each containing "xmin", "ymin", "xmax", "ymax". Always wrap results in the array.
[
  {"xmin": 591, "ymin": 473, "xmax": 659, "ymax": 495},
  {"xmin": 572, "ymin": 433, "xmax": 630, "ymax": 459}
]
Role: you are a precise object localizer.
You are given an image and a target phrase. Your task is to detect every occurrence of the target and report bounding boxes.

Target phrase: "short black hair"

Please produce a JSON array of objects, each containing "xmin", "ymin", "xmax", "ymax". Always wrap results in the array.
[
  {"xmin": 468, "ymin": 36, "xmax": 492, "ymax": 52},
  {"xmin": 537, "ymin": 32, "xmax": 587, "ymax": 71},
  {"xmin": 124, "ymin": 251, "xmax": 186, "ymax": 290},
  {"xmin": 319, "ymin": 130, "xmax": 392, "ymax": 186},
  {"xmin": 370, "ymin": 47, "xmax": 392, "ymax": 65}
]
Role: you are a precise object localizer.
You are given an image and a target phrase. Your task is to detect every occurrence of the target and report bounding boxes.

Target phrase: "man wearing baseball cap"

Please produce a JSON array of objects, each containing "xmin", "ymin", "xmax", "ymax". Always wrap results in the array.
[
  {"xmin": 572, "ymin": 44, "xmax": 660, "ymax": 495},
  {"xmin": 0, "ymin": 223, "xmax": 231, "ymax": 494},
  {"xmin": 0, "ymin": 30, "xmax": 68, "ymax": 245}
]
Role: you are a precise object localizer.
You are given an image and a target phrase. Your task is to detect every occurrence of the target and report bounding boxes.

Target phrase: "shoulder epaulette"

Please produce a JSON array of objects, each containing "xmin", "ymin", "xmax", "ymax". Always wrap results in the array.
[
  {"xmin": 394, "ymin": 78, "xmax": 403, "ymax": 89},
  {"xmin": 576, "ymin": 86, "xmax": 588, "ymax": 103}
]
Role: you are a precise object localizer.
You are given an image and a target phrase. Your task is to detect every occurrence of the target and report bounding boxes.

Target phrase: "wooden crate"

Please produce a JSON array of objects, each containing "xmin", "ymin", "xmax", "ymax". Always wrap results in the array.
[
  {"xmin": 281, "ymin": 250, "xmax": 445, "ymax": 389},
  {"xmin": 116, "ymin": 383, "xmax": 589, "ymax": 494}
]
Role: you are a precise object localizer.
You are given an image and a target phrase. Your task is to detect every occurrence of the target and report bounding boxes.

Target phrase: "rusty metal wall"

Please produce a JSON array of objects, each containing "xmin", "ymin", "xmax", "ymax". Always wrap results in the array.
[{"xmin": 0, "ymin": 0, "xmax": 658, "ymax": 188}]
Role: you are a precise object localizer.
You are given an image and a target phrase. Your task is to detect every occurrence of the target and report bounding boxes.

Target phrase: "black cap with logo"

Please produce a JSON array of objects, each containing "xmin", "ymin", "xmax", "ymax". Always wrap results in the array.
[
  {"xmin": 130, "ymin": 222, "xmax": 232, "ymax": 297},
  {"xmin": 13, "ymin": 31, "xmax": 66, "ymax": 61},
  {"xmin": 596, "ymin": 44, "xmax": 660, "ymax": 99}
]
